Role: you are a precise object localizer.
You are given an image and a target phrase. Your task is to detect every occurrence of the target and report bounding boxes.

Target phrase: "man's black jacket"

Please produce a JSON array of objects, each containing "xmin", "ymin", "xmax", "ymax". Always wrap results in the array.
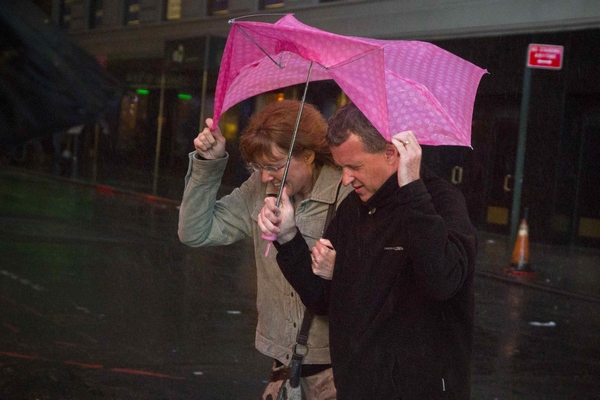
[{"xmin": 274, "ymin": 167, "xmax": 476, "ymax": 399}]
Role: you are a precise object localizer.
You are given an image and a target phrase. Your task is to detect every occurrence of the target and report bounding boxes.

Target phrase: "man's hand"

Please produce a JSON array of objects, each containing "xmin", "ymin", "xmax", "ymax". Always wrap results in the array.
[
  {"xmin": 391, "ymin": 130, "xmax": 422, "ymax": 187},
  {"xmin": 311, "ymin": 238, "xmax": 336, "ymax": 280},
  {"xmin": 194, "ymin": 118, "xmax": 226, "ymax": 159},
  {"xmin": 258, "ymin": 187, "xmax": 297, "ymax": 244}
]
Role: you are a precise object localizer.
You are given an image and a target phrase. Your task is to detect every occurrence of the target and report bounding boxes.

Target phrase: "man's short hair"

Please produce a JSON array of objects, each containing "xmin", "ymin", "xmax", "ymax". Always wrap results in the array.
[{"xmin": 326, "ymin": 102, "xmax": 387, "ymax": 153}]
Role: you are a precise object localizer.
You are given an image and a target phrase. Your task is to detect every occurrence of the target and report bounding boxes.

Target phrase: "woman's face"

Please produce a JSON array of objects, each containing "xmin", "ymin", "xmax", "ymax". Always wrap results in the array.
[{"xmin": 253, "ymin": 143, "xmax": 316, "ymax": 199}]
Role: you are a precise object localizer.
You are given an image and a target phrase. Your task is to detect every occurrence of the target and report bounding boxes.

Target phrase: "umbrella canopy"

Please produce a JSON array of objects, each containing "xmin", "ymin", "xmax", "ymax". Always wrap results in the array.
[
  {"xmin": 213, "ymin": 14, "xmax": 487, "ymax": 146},
  {"xmin": 0, "ymin": 0, "xmax": 122, "ymax": 150}
]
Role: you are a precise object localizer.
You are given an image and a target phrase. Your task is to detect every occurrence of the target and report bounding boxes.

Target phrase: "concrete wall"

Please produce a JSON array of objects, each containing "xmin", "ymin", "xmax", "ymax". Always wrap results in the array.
[{"xmin": 58, "ymin": 0, "xmax": 600, "ymax": 59}]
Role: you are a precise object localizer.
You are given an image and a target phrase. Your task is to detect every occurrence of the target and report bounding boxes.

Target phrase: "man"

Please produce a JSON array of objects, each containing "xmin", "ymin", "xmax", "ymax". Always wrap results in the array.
[{"xmin": 258, "ymin": 102, "xmax": 476, "ymax": 399}]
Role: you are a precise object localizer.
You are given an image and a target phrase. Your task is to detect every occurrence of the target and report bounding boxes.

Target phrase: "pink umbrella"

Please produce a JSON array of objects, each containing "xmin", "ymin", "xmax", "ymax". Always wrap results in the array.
[{"xmin": 212, "ymin": 14, "xmax": 487, "ymax": 146}]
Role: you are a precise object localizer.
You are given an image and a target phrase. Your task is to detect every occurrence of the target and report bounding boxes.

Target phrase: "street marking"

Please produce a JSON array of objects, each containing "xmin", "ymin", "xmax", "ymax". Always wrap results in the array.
[
  {"xmin": 0, "ymin": 269, "xmax": 46, "ymax": 291},
  {"xmin": 110, "ymin": 368, "xmax": 186, "ymax": 380},
  {"xmin": 0, "ymin": 351, "xmax": 41, "ymax": 360},
  {"xmin": 55, "ymin": 341, "xmax": 80, "ymax": 347},
  {"xmin": 64, "ymin": 360, "xmax": 103, "ymax": 369},
  {"xmin": 0, "ymin": 351, "xmax": 185, "ymax": 380}
]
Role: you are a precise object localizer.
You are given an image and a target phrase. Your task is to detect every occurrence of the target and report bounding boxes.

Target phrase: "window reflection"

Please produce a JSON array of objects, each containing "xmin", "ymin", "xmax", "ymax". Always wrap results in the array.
[
  {"xmin": 164, "ymin": 0, "xmax": 181, "ymax": 21},
  {"xmin": 60, "ymin": 0, "xmax": 72, "ymax": 29},
  {"xmin": 262, "ymin": 0, "xmax": 284, "ymax": 9},
  {"xmin": 89, "ymin": 0, "xmax": 103, "ymax": 29},
  {"xmin": 124, "ymin": 0, "xmax": 140, "ymax": 25},
  {"xmin": 209, "ymin": 0, "xmax": 228, "ymax": 15}
]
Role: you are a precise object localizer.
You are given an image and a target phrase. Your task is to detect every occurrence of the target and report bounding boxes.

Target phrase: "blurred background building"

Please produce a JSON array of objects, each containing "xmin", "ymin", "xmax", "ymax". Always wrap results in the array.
[{"xmin": 18, "ymin": 0, "xmax": 600, "ymax": 249}]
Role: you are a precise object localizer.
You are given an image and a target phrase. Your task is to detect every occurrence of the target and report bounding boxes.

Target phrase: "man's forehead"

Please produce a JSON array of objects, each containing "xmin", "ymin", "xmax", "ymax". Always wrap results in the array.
[
  {"xmin": 331, "ymin": 140, "xmax": 365, "ymax": 166},
  {"xmin": 332, "ymin": 134, "xmax": 364, "ymax": 152}
]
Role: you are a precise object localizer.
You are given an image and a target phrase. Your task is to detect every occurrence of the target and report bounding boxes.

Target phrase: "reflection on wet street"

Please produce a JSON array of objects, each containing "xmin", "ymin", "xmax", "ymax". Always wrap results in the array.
[
  {"xmin": 1, "ymin": 168, "xmax": 599, "ymax": 399},
  {"xmin": 472, "ymin": 280, "xmax": 600, "ymax": 398},
  {"xmin": 0, "ymin": 169, "xmax": 270, "ymax": 399}
]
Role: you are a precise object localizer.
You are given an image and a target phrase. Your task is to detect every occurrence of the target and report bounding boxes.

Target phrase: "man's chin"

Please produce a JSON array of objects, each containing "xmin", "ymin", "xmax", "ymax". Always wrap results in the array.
[{"xmin": 354, "ymin": 188, "xmax": 371, "ymax": 202}]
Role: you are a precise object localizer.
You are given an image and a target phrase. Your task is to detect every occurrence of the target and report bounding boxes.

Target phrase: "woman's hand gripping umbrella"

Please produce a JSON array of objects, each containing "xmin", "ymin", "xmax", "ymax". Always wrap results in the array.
[{"xmin": 194, "ymin": 118, "xmax": 227, "ymax": 160}]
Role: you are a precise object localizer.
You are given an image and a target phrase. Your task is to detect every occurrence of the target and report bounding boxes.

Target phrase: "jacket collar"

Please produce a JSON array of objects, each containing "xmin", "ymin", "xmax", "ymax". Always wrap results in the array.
[
  {"xmin": 359, "ymin": 165, "xmax": 435, "ymax": 210},
  {"xmin": 362, "ymin": 172, "xmax": 398, "ymax": 210},
  {"xmin": 265, "ymin": 164, "xmax": 343, "ymax": 205}
]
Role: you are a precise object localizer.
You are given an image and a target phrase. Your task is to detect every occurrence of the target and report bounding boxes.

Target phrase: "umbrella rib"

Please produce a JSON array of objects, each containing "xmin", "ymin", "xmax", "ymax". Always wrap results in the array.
[
  {"xmin": 326, "ymin": 46, "xmax": 385, "ymax": 70},
  {"xmin": 233, "ymin": 25, "xmax": 348, "ymax": 72},
  {"xmin": 235, "ymin": 25, "xmax": 285, "ymax": 69},
  {"xmin": 394, "ymin": 73, "xmax": 463, "ymax": 137},
  {"xmin": 228, "ymin": 13, "xmax": 291, "ymax": 23}
]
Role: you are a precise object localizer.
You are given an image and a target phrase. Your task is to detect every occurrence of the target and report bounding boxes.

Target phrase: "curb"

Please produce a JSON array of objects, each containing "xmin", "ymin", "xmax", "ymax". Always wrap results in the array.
[
  {"xmin": 475, "ymin": 270, "xmax": 600, "ymax": 303},
  {"xmin": 5, "ymin": 166, "xmax": 181, "ymax": 207}
]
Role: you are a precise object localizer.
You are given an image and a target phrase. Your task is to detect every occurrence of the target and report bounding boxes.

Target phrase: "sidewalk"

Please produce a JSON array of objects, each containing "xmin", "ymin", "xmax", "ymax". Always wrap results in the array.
[
  {"xmin": 4, "ymin": 166, "xmax": 600, "ymax": 303},
  {"xmin": 475, "ymin": 230, "xmax": 600, "ymax": 303}
]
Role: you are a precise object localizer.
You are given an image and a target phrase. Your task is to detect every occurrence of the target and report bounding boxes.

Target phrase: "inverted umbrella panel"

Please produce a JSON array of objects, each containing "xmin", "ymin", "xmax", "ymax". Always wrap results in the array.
[{"xmin": 213, "ymin": 14, "xmax": 487, "ymax": 147}]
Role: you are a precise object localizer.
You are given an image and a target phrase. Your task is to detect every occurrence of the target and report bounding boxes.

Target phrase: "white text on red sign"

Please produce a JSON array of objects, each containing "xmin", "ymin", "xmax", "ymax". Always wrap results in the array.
[{"xmin": 527, "ymin": 44, "xmax": 564, "ymax": 70}]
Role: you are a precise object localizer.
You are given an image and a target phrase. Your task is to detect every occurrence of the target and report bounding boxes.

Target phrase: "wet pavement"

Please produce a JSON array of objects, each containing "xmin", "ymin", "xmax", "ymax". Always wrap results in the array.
[{"xmin": 1, "ymin": 167, "xmax": 599, "ymax": 399}]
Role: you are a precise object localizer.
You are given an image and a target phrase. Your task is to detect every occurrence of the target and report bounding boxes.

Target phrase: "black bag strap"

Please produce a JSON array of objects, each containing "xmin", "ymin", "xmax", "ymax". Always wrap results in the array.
[
  {"xmin": 289, "ymin": 194, "xmax": 338, "ymax": 388},
  {"xmin": 289, "ymin": 308, "xmax": 314, "ymax": 388}
]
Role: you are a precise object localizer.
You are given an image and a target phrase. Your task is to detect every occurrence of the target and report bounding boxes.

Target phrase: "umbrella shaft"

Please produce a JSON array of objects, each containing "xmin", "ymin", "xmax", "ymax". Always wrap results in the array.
[{"xmin": 276, "ymin": 61, "xmax": 314, "ymax": 207}]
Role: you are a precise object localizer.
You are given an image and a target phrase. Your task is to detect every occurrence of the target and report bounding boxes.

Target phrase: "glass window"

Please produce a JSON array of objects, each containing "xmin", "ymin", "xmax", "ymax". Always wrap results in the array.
[
  {"xmin": 164, "ymin": 0, "xmax": 181, "ymax": 21},
  {"xmin": 60, "ymin": 0, "xmax": 73, "ymax": 29},
  {"xmin": 261, "ymin": 0, "xmax": 284, "ymax": 9},
  {"xmin": 209, "ymin": 0, "xmax": 228, "ymax": 15},
  {"xmin": 89, "ymin": 0, "xmax": 103, "ymax": 29},
  {"xmin": 124, "ymin": 0, "xmax": 140, "ymax": 25}
]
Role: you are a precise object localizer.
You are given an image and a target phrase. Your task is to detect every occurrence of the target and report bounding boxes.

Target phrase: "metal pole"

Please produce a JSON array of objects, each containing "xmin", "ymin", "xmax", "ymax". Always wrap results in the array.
[
  {"xmin": 199, "ymin": 35, "xmax": 211, "ymax": 127},
  {"xmin": 275, "ymin": 61, "xmax": 314, "ymax": 207},
  {"xmin": 71, "ymin": 133, "xmax": 79, "ymax": 180},
  {"xmin": 509, "ymin": 61, "xmax": 532, "ymax": 248},
  {"xmin": 570, "ymin": 128, "xmax": 586, "ymax": 247},
  {"xmin": 262, "ymin": 62, "xmax": 315, "ymax": 256},
  {"xmin": 153, "ymin": 72, "xmax": 166, "ymax": 196},
  {"xmin": 92, "ymin": 123, "xmax": 100, "ymax": 182}
]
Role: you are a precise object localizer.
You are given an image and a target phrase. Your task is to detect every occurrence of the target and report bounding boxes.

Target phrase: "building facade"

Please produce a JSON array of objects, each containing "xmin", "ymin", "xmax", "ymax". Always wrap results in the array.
[{"xmin": 49, "ymin": 0, "xmax": 600, "ymax": 249}]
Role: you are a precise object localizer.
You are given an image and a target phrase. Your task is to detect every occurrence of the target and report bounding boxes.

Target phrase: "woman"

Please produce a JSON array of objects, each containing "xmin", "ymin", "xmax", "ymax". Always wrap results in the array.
[{"xmin": 178, "ymin": 100, "xmax": 351, "ymax": 399}]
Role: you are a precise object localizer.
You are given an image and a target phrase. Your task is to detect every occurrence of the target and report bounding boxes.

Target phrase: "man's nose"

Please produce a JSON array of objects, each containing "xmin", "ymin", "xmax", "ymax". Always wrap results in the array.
[{"xmin": 341, "ymin": 169, "xmax": 354, "ymax": 186}]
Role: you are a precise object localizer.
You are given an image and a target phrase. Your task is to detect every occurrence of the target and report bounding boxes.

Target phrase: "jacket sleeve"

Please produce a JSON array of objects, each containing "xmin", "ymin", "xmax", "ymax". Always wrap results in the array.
[
  {"xmin": 273, "ymin": 228, "xmax": 332, "ymax": 315},
  {"xmin": 396, "ymin": 173, "xmax": 476, "ymax": 301},
  {"xmin": 177, "ymin": 152, "xmax": 256, "ymax": 247}
]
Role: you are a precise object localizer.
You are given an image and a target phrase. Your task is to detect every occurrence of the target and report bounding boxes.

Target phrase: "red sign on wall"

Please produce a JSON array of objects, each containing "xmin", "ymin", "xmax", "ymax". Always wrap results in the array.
[{"xmin": 527, "ymin": 44, "xmax": 564, "ymax": 70}]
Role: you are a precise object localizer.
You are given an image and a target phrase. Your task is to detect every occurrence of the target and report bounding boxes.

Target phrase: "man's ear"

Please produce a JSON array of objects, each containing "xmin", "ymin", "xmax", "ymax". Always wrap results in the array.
[{"xmin": 385, "ymin": 143, "xmax": 398, "ymax": 164}]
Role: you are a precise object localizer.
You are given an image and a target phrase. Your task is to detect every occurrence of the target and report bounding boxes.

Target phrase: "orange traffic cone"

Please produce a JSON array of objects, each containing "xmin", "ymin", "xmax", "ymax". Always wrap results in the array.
[{"xmin": 506, "ymin": 217, "xmax": 535, "ymax": 277}]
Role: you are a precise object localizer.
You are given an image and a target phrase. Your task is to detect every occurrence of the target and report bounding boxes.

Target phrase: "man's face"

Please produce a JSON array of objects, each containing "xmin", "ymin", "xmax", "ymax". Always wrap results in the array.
[{"xmin": 331, "ymin": 133, "xmax": 396, "ymax": 202}]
